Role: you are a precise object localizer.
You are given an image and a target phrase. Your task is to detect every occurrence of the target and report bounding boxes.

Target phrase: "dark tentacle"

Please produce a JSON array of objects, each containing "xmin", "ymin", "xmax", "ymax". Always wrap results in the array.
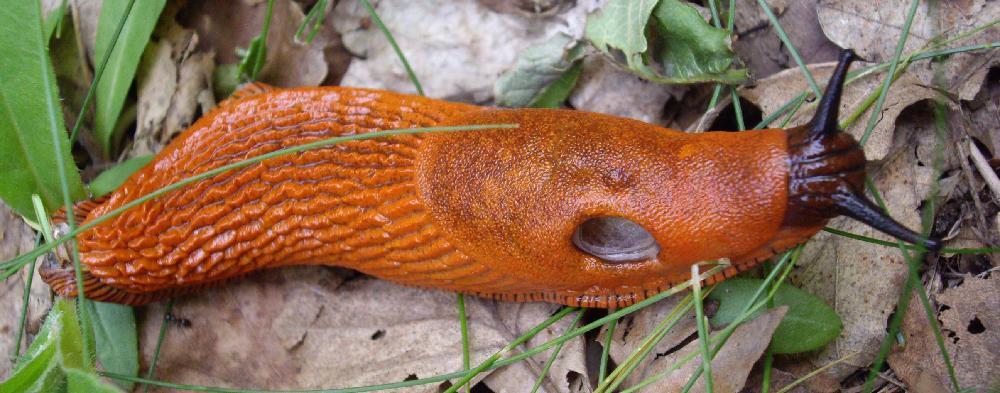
[
  {"xmin": 789, "ymin": 48, "xmax": 942, "ymax": 251},
  {"xmin": 809, "ymin": 49, "xmax": 857, "ymax": 138}
]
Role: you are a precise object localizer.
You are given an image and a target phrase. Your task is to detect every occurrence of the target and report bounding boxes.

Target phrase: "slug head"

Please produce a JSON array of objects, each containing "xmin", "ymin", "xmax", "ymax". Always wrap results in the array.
[{"xmin": 785, "ymin": 49, "xmax": 941, "ymax": 250}]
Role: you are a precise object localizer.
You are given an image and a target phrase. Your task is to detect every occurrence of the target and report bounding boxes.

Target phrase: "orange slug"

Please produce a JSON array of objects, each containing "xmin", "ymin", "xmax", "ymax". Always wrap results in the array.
[{"xmin": 41, "ymin": 50, "xmax": 939, "ymax": 308}]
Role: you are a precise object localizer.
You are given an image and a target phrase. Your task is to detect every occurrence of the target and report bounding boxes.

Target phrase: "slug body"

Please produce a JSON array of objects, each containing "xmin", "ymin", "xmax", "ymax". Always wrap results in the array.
[{"xmin": 42, "ymin": 50, "xmax": 938, "ymax": 308}]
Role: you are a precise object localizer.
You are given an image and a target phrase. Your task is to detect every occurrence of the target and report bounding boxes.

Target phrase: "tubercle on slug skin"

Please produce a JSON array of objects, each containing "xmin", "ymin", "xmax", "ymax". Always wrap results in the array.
[{"xmin": 39, "ymin": 50, "xmax": 938, "ymax": 308}]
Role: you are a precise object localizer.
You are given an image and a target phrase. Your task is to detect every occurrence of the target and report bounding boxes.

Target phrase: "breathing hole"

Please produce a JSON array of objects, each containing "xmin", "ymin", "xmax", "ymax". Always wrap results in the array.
[{"xmin": 572, "ymin": 216, "xmax": 660, "ymax": 263}]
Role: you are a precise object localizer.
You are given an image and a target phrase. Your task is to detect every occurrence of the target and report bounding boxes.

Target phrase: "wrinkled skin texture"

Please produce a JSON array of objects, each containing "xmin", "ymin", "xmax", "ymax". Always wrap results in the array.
[{"xmin": 41, "ymin": 86, "xmax": 822, "ymax": 308}]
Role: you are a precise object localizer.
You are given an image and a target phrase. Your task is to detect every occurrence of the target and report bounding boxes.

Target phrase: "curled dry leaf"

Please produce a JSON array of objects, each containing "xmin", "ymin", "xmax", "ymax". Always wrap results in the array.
[
  {"xmin": 331, "ymin": 0, "xmax": 600, "ymax": 102},
  {"xmin": 138, "ymin": 273, "xmax": 589, "ymax": 392},
  {"xmin": 740, "ymin": 61, "xmax": 938, "ymax": 160},
  {"xmin": 0, "ymin": 204, "xmax": 52, "ymax": 378},
  {"xmin": 888, "ymin": 275, "xmax": 999, "ymax": 393},
  {"xmin": 790, "ymin": 103, "xmax": 942, "ymax": 381},
  {"xmin": 817, "ymin": 0, "xmax": 1000, "ymax": 100},
  {"xmin": 131, "ymin": 14, "xmax": 215, "ymax": 159}
]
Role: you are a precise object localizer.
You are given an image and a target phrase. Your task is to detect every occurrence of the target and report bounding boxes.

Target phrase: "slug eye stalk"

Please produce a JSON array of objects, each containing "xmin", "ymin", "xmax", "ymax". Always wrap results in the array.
[{"xmin": 789, "ymin": 48, "xmax": 941, "ymax": 251}]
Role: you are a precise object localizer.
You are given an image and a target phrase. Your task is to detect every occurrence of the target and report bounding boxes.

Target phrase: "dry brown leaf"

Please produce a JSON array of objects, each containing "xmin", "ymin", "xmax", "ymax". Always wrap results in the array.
[
  {"xmin": 622, "ymin": 307, "xmax": 787, "ymax": 393},
  {"xmin": 0, "ymin": 204, "xmax": 52, "ymax": 378},
  {"xmin": 138, "ymin": 273, "xmax": 590, "ymax": 392},
  {"xmin": 733, "ymin": 0, "xmax": 840, "ymax": 80},
  {"xmin": 740, "ymin": 61, "xmax": 938, "ymax": 160},
  {"xmin": 817, "ymin": 0, "xmax": 999, "ymax": 100},
  {"xmin": 178, "ymin": 0, "xmax": 331, "ymax": 88},
  {"xmin": 888, "ymin": 275, "xmax": 1000, "ymax": 393},
  {"xmin": 480, "ymin": 303, "xmax": 590, "ymax": 393},
  {"xmin": 598, "ymin": 293, "xmax": 698, "ymax": 388},
  {"xmin": 331, "ymin": 0, "xmax": 599, "ymax": 102},
  {"xmin": 131, "ymin": 13, "xmax": 215, "ymax": 158}
]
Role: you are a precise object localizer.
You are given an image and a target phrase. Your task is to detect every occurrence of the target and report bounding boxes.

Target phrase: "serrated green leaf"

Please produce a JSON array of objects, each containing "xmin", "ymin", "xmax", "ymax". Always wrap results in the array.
[
  {"xmin": 94, "ymin": 0, "xmax": 166, "ymax": 157},
  {"xmin": 708, "ymin": 278, "xmax": 843, "ymax": 354},
  {"xmin": 88, "ymin": 155, "xmax": 153, "ymax": 197},
  {"xmin": 649, "ymin": 0, "xmax": 746, "ymax": 83},
  {"xmin": 583, "ymin": 0, "xmax": 746, "ymax": 84},
  {"xmin": 0, "ymin": 0, "xmax": 86, "ymax": 219},
  {"xmin": 495, "ymin": 33, "xmax": 585, "ymax": 108},
  {"xmin": 83, "ymin": 301, "xmax": 138, "ymax": 391}
]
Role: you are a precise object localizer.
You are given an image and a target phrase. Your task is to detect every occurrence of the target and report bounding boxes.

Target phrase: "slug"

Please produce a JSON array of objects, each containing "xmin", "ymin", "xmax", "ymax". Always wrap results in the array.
[{"xmin": 41, "ymin": 50, "xmax": 940, "ymax": 308}]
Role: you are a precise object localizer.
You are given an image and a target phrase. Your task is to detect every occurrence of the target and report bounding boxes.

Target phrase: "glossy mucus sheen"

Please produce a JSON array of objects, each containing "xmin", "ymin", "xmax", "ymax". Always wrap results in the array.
[{"xmin": 40, "ymin": 50, "xmax": 939, "ymax": 308}]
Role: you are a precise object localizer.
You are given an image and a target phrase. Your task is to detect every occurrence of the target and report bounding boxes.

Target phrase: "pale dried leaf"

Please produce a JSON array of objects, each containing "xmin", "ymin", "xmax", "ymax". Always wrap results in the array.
[
  {"xmin": 481, "ymin": 303, "xmax": 589, "ymax": 393},
  {"xmin": 631, "ymin": 307, "xmax": 787, "ymax": 393},
  {"xmin": 130, "ymin": 18, "xmax": 215, "ymax": 159},
  {"xmin": 139, "ymin": 273, "xmax": 590, "ymax": 392},
  {"xmin": 817, "ymin": 0, "xmax": 1000, "ymax": 100},
  {"xmin": 598, "ymin": 294, "xmax": 697, "ymax": 387},
  {"xmin": 179, "ymin": 0, "xmax": 331, "ymax": 88},
  {"xmin": 331, "ymin": 0, "xmax": 601, "ymax": 102},
  {"xmin": 569, "ymin": 55, "xmax": 684, "ymax": 124},
  {"xmin": 0, "ymin": 204, "xmax": 52, "ymax": 378},
  {"xmin": 732, "ymin": 0, "xmax": 840, "ymax": 79},
  {"xmin": 740, "ymin": 61, "xmax": 937, "ymax": 160},
  {"xmin": 888, "ymin": 275, "xmax": 1000, "ymax": 393}
]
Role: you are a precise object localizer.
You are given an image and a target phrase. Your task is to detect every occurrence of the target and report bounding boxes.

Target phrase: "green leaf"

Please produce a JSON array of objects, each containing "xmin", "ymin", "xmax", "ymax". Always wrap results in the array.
[
  {"xmin": 532, "ymin": 62, "xmax": 583, "ymax": 109},
  {"xmin": 88, "ymin": 155, "xmax": 153, "ymax": 197},
  {"xmin": 584, "ymin": 0, "xmax": 657, "ymax": 69},
  {"xmin": 94, "ymin": 0, "xmax": 166, "ymax": 157},
  {"xmin": 65, "ymin": 368, "xmax": 123, "ymax": 393},
  {"xmin": 0, "ymin": 0, "xmax": 86, "ymax": 219},
  {"xmin": 43, "ymin": 0, "xmax": 68, "ymax": 41},
  {"xmin": 583, "ymin": 0, "xmax": 747, "ymax": 84},
  {"xmin": 649, "ymin": 0, "xmax": 746, "ymax": 83},
  {"xmin": 213, "ymin": 63, "xmax": 241, "ymax": 99},
  {"xmin": 238, "ymin": 0, "xmax": 275, "ymax": 81},
  {"xmin": 708, "ymin": 278, "xmax": 843, "ymax": 354},
  {"xmin": 83, "ymin": 301, "xmax": 138, "ymax": 391},
  {"xmin": 0, "ymin": 300, "xmax": 123, "ymax": 392},
  {"xmin": 495, "ymin": 33, "xmax": 585, "ymax": 108}
]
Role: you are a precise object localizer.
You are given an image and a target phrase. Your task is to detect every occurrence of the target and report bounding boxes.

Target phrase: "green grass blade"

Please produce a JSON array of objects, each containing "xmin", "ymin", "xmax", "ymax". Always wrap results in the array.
[
  {"xmin": 238, "ymin": 0, "xmax": 274, "ymax": 82},
  {"xmin": 443, "ymin": 307, "xmax": 578, "ymax": 393},
  {"xmin": 530, "ymin": 310, "xmax": 585, "ymax": 393},
  {"xmin": 456, "ymin": 294, "xmax": 471, "ymax": 393},
  {"xmin": 754, "ymin": 0, "xmax": 820, "ymax": 96},
  {"xmin": 598, "ymin": 318, "xmax": 617, "ymax": 383},
  {"xmin": 294, "ymin": 0, "xmax": 329, "ymax": 44},
  {"xmin": 68, "ymin": 0, "xmax": 134, "ymax": 144},
  {"xmin": 359, "ymin": 0, "xmax": 424, "ymax": 96},
  {"xmin": 142, "ymin": 300, "xmax": 174, "ymax": 393},
  {"xmin": 858, "ymin": 0, "xmax": 919, "ymax": 147},
  {"xmin": 94, "ymin": 0, "xmax": 166, "ymax": 156},
  {"xmin": 689, "ymin": 266, "xmax": 713, "ymax": 393}
]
